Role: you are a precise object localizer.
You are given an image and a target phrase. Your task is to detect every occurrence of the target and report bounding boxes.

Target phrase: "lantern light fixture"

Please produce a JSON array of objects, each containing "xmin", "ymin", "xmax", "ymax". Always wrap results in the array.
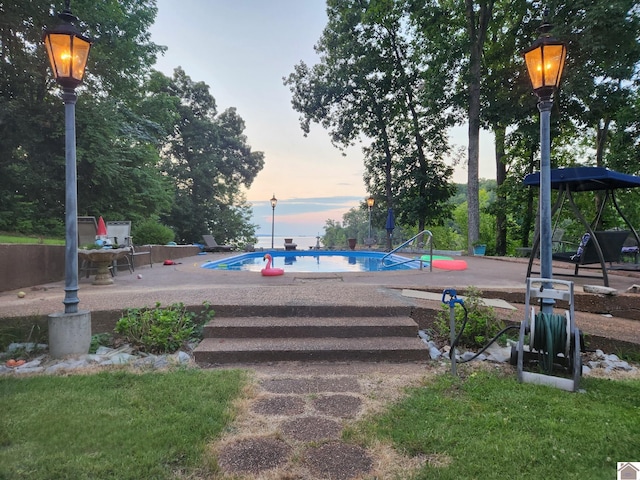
[
  {"xmin": 43, "ymin": 1, "xmax": 92, "ymax": 90},
  {"xmin": 366, "ymin": 196, "xmax": 375, "ymax": 209},
  {"xmin": 523, "ymin": 16, "xmax": 567, "ymax": 101}
]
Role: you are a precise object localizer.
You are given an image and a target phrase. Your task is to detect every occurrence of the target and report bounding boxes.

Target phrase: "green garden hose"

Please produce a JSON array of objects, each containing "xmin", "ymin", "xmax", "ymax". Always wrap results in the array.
[{"xmin": 532, "ymin": 312, "xmax": 567, "ymax": 373}]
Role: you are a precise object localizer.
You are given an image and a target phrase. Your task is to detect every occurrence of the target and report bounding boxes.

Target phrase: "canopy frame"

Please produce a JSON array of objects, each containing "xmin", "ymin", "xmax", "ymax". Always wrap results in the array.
[{"xmin": 523, "ymin": 167, "xmax": 640, "ymax": 286}]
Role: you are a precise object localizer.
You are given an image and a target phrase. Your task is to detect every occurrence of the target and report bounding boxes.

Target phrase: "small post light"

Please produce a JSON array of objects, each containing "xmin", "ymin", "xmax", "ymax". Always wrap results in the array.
[
  {"xmin": 366, "ymin": 196, "xmax": 375, "ymax": 247},
  {"xmin": 270, "ymin": 194, "xmax": 277, "ymax": 249}
]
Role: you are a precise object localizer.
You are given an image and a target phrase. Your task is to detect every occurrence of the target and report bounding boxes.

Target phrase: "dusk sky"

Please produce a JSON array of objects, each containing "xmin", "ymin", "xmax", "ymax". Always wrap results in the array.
[{"xmin": 149, "ymin": 0, "xmax": 496, "ymax": 236}]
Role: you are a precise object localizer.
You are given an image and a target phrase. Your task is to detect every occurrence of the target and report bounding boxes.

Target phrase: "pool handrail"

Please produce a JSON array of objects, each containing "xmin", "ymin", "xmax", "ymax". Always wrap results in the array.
[{"xmin": 381, "ymin": 230, "xmax": 433, "ymax": 271}]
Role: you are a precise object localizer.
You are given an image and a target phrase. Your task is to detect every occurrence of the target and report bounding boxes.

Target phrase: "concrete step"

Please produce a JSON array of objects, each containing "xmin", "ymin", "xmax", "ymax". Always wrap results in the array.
[
  {"xmin": 202, "ymin": 316, "xmax": 419, "ymax": 339},
  {"xmin": 194, "ymin": 336, "xmax": 429, "ymax": 364}
]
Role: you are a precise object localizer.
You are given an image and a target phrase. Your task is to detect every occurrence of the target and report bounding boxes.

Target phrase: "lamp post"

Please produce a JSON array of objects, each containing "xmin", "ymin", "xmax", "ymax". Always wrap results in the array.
[
  {"xmin": 270, "ymin": 194, "xmax": 277, "ymax": 249},
  {"xmin": 524, "ymin": 13, "xmax": 567, "ymax": 313},
  {"xmin": 366, "ymin": 195, "xmax": 375, "ymax": 247},
  {"xmin": 43, "ymin": 0, "xmax": 93, "ymax": 357}
]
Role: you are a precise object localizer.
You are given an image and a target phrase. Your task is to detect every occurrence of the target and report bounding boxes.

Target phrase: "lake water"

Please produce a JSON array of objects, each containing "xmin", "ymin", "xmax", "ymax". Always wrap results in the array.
[{"xmin": 255, "ymin": 235, "xmax": 322, "ymax": 251}]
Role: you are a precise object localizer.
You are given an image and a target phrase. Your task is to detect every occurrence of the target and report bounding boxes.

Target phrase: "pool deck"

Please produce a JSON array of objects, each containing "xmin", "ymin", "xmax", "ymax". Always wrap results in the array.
[{"xmin": 2, "ymin": 252, "xmax": 640, "ymax": 350}]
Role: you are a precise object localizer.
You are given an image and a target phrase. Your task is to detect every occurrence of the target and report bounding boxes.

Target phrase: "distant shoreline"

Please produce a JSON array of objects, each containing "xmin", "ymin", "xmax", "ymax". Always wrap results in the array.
[{"xmin": 255, "ymin": 235, "xmax": 321, "ymax": 250}]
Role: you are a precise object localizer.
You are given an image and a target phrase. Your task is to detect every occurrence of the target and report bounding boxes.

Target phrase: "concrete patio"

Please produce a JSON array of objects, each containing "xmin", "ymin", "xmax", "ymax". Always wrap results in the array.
[{"xmin": 2, "ymin": 252, "xmax": 640, "ymax": 354}]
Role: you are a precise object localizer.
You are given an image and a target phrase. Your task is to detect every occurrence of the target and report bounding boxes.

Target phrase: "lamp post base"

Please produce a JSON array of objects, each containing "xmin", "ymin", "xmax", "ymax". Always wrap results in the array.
[{"xmin": 48, "ymin": 310, "xmax": 91, "ymax": 358}]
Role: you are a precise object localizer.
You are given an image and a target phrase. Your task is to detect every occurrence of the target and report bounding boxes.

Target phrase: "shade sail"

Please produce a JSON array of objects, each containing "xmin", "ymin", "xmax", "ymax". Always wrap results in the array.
[{"xmin": 523, "ymin": 167, "xmax": 640, "ymax": 192}]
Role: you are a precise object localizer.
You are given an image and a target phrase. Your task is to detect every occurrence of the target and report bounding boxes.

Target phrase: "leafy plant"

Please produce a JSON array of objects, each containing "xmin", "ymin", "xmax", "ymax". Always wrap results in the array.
[
  {"xmin": 89, "ymin": 333, "xmax": 113, "ymax": 354},
  {"xmin": 131, "ymin": 219, "xmax": 175, "ymax": 245},
  {"xmin": 114, "ymin": 302, "xmax": 214, "ymax": 354},
  {"xmin": 436, "ymin": 286, "xmax": 504, "ymax": 349}
]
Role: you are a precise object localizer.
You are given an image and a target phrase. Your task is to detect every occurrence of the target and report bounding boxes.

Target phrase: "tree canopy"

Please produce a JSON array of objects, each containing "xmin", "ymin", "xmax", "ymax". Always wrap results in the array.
[
  {"xmin": 0, "ymin": 0, "xmax": 263, "ymax": 244},
  {"xmin": 290, "ymin": 0, "xmax": 640, "ymax": 254}
]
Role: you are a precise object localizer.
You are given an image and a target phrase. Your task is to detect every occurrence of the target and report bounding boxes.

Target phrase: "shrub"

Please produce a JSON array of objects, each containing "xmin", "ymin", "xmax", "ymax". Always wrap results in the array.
[
  {"xmin": 114, "ymin": 302, "xmax": 214, "ymax": 354},
  {"xmin": 132, "ymin": 219, "xmax": 175, "ymax": 245},
  {"xmin": 436, "ymin": 286, "xmax": 504, "ymax": 349}
]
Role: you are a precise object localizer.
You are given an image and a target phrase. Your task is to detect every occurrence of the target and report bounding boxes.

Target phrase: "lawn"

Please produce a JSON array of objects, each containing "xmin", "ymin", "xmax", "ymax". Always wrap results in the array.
[
  {"xmin": 0, "ymin": 368, "xmax": 247, "ymax": 480},
  {"xmin": 1, "ymin": 364, "xmax": 638, "ymax": 479},
  {"xmin": 0, "ymin": 234, "xmax": 64, "ymax": 245},
  {"xmin": 346, "ymin": 367, "xmax": 640, "ymax": 479}
]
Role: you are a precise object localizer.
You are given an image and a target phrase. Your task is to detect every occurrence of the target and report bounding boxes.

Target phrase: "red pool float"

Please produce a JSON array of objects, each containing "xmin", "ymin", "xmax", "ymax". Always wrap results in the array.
[{"xmin": 432, "ymin": 259, "xmax": 468, "ymax": 271}]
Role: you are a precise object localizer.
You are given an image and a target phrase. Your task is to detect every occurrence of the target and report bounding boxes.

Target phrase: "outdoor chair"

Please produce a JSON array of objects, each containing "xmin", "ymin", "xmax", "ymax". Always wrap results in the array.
[
  {"xmin": 551, "ymin": 228, "xmax": 566, "ymax": 252},
  {"xmin": 202, "ymin": 235, "xmax": 233, "ymax": 252},
  {"xmin": 284, "ymin": 238, "xmax": 297, "ymax": 250},
  {"xmin": 106, "ymin": 220, "xmax": 152, "ymax": 273},
  {"xmin": 77, "ymin": 216, "xmax": 98, "ymax": 247}
]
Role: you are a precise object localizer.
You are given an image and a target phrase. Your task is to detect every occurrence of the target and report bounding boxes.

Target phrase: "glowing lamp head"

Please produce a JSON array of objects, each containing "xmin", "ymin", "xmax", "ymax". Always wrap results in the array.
[
  {"xmin": 524, "ymin": 21, "xmax": 567, "ymax": 101},
  {"xmin": 367, "ymin": 196, "xmax": 375, "ymax": 208},
  {"xmin": 43, "ymin": 8, "xmax": 92, "ymax": 90},
  {"xmin": 270, "ymin": 194, "xmax": 278, "ymax": 209}
]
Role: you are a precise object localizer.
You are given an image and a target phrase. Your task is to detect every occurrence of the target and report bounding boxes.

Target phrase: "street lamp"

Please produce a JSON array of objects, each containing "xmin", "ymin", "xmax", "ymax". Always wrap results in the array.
[
  {"xmin": 524, "ymin": 12, "xmax": 566, "ymax": 313},
  {"xmin": 270, "ymin": 194, "xmax": 277, "ymax": 249},
  {"xmin": 43, "ymin": 0, "xmax": 93, "ymax": 356},
  {"xmin": 366, "ymin": 195, "xmax": 375, "ymax": 247}
]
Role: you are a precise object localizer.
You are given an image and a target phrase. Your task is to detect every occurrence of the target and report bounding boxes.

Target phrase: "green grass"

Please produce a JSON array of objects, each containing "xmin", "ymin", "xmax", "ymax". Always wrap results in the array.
[
  {"xmin": 347, "ymin": 367, "xmax": 640, "ymax": 479},
  {"xmin": 2, "ymin": 364, "xmax": 638, "ymax": 479},
  {"xmin": 0, "ymin": 234, "xmax": 64, "ymax": 245},
  {"xmin": 0, "ymin": 369, "xmax": 247, "ymax": 479}
]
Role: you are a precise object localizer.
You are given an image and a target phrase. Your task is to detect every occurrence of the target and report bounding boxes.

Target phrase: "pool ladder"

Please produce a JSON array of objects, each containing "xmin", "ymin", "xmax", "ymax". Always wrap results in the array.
[{"xmin": 381, "ymin": 230, "xmax": 433, "ymax": 271}]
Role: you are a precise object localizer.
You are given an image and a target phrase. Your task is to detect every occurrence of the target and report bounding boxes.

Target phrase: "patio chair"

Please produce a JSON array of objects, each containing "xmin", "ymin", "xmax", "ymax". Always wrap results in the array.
[
  {"xmin": 106, "ymin": 220, "xmax": 152, "ymax": 273},
  {"xmin": 284, "ymin": 238, "xmax": 297, "ymax": 250},
  {"xmin": 78, "ymin": 216, "xmax": 97, "ymax": 247},
  {"xmin": 552, "ymin": 228, "xmax": 566, "ymax": 252},
  {"xmin": 202, "ymin": 235, "xmax": 234, "ymax": 252}
]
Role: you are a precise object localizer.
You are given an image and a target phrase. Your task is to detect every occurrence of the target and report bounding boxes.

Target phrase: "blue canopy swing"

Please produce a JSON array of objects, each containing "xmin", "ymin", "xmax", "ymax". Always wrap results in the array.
[{"xmin": 523, "ymin": 167, "xmax": 640, "ymax": 286}]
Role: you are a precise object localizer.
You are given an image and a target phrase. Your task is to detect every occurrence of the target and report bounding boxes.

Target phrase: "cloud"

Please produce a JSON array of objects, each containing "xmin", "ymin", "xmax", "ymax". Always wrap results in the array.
[{"xmin": 252, "ymin": 196, "xmax": 362, "ymax": 236}]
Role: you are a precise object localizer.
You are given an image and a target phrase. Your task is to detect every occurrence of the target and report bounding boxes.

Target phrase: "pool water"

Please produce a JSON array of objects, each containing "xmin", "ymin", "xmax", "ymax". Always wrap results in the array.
[{"xmin": 201, "ymin": 250, "xmax": 423, "ymax": 273}]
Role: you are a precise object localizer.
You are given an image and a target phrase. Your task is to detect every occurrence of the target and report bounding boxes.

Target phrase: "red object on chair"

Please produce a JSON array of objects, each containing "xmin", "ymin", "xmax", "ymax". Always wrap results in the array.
[{"xmin": 96, "ymin": 216, "xmax": 107, "ymax": 237}]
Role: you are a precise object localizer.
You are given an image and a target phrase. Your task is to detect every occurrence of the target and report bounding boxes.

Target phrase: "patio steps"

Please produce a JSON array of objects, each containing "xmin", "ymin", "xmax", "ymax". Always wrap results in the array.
[{"xmin": 193, "ymin": 315, "xmax": 429, "ymax": 364}]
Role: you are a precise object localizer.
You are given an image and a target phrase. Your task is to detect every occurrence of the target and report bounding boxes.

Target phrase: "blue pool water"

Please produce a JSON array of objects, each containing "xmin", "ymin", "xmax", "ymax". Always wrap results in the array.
[{"xmin": 201, "ymin": 250, "xmax": 422, "ymax": 273}]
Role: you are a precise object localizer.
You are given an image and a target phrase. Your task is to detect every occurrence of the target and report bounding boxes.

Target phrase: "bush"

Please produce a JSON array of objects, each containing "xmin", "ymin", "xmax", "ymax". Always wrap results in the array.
[
  {"xmin": 436, "ymin": 286, "xmax": 504, "ymax": 349},
  {"xmin": 114, "ymin": 302, "xmax": 214, "ymax": 354},
  {"xmin": 131, "ymin": 219, "xmax": 175, "ymax": 245}
]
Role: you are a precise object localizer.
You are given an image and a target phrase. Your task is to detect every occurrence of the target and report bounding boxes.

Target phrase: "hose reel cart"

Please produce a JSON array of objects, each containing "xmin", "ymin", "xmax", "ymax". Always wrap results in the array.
[{"xmin": 510, "ymin": 278, "xmax": 584, "ymax": 392}]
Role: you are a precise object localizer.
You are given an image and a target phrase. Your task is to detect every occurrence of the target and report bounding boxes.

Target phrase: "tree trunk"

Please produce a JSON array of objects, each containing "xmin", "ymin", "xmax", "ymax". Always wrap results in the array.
[
  {"xmin": 494, "ymin": 125, "xmax": 507, "ymax": 255},
  {"xmin": 464, "ymin": 0, "xmax": 494, "ymax": 254}
]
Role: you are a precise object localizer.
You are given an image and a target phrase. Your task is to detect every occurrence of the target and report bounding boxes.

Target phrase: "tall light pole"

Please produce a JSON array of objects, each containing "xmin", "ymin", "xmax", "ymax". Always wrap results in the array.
[
  {"xmin": 366, "ymin": 195, "xmax": 375, "ymax": 247},
  {"xmin": 524, "ymin": 12, "xmax": 567, "ymax": 314},
  {"xmin": 44, "ymin": 0, "xmax": 93, "ymax": 357},
  {"xmin": 270, "ymin": 194, "xmax": 277, "ymax": 249}
]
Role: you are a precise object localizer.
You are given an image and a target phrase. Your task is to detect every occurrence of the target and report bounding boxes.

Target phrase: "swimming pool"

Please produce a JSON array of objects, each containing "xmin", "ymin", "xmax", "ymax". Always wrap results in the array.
[{"xmin": 201, "ymin": 250, "xmax": 423, "ymax": 273}]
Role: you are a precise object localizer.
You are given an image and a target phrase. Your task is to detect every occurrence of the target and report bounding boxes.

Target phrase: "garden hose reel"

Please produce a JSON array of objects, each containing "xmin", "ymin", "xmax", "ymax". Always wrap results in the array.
[{"xmin": 510, "ymin": 278, "xmax": 584, "ymax": 392}]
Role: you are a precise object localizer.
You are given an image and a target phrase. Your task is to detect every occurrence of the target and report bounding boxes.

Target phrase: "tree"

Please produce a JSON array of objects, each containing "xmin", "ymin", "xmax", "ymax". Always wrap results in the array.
[
  {"xmin": 152, "ymin": 68, "xmax": 264, "ymax": 244},
  {"xmin": 285, "ymin": 0, "xmax": 456, "ymax": 249},
  {"xmin": 480, "ymin": 0, "xmax": 531, "ymax": 255},
  {"xmin": 463, "ymin": 0, "xmax": 495, "ymax": 253},
  {"xmin": 0, "ymin": 0, "xmax": 168, "ymax": 235}
]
